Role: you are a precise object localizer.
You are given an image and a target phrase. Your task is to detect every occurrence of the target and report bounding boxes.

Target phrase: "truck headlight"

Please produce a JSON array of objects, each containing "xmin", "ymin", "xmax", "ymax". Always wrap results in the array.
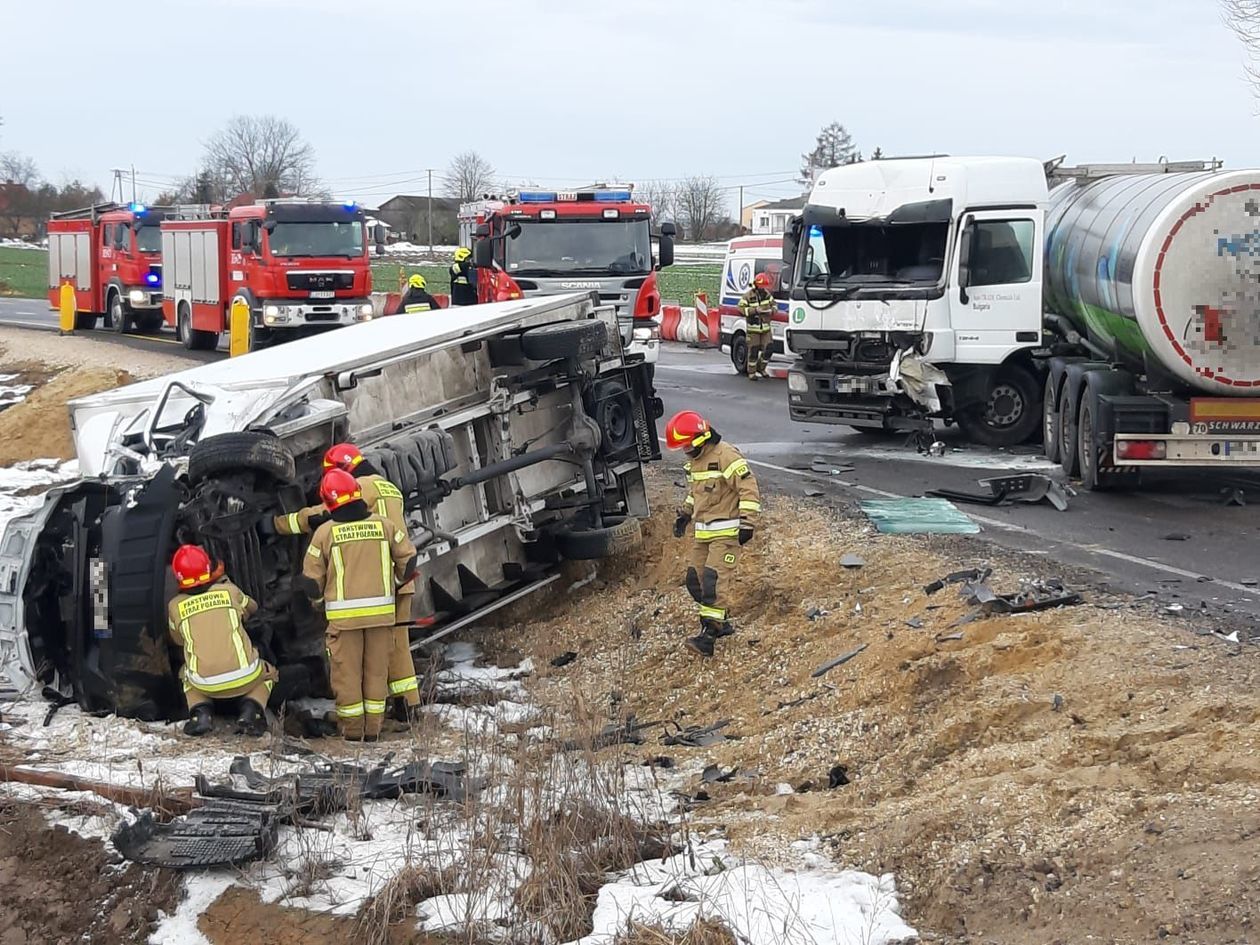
[
  {"xmin": 787, "ymin": 372, "xmax": 808, "ymax": 393},
  {"xmin": 128, "ymin": 289, "xmax": 147, "ymax": 305},
  {"xmin": 632, "ymin": 326, "xmax": 658, "ymax": 343},
  {"xmin": 263, "ymin": 304, "xmax": 288, "ymax": 325},
  {"xmin": 358, "ymin": 303, "xmax": 375, "ymax": 320}
]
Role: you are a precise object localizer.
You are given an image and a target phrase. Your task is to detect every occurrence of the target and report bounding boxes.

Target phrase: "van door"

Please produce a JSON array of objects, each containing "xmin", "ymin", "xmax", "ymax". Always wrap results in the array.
[{"xmin": 950, "ymin": 209, "xmax": 1043, "ymax": 365}]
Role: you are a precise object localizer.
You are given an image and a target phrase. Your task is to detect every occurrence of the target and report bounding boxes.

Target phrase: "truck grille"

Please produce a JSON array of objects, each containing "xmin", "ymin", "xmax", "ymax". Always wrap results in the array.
[{"xmin": 287, "ymin": 271, "xmax": 354, "ymax": 292}]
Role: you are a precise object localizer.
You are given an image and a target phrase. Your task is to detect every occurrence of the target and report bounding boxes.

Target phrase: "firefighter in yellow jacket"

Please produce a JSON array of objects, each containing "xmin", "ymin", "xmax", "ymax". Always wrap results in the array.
[
  {"xmin": 738, "ymin": 272, "xmax": 775, "ymax": 379},
  {"xmin": 167, "ymin": 544, "xmax": 276, "ymax": 737},
  {"xmin": 300, "ymin": 469, "xmax": 418, "ymax": 741},
  {"xmin": 665, "ymin": 409, "xmax": 761, "ymax": 657},
  {"xmin": 273, "ymin": 443, "xmax": 422, "ymax": 717}
]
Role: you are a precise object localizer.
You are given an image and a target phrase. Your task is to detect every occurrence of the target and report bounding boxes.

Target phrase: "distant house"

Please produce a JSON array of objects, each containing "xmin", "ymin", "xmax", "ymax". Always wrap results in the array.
[
  {"xmin": 740, "ymin": 200, "xmax": 769, "ymax": 233},
  {"xmin": 751, "ymin": 196, "xmax": 805, "ymax": 236},
  {"xmin": 376, "ymin": 195, "xmax": 461, "ymax": 245}
]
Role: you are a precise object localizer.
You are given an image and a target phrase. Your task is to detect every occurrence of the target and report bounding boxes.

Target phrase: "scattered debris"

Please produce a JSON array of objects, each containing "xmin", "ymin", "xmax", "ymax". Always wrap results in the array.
[
  {"xmin": 810, "ymin": 456, "xmax": 855, "ymax": 475},
  {"xmin": 811, "ymin": 643, "xmax": 869, "ymax": 678},
  {"xmin": 770, "ymin": 690, "xmax": 823, "ymax": 712},
  {"xmin": 1052, "ymin": 694, "xmax": 1064, "ymax": 712},
  {"xmin": 828, "ymin": 764, "xmax": 851, "ymax": 788},
  {"xmin": 904, "ymin": 617, "xmax": 925, "ymax": 629},
  {"xmin": 839, "ymin": 553, "xmax": 865, "ymax": 569},
  {"xmin": 1243, "ymin": 578, "xmax": 1258, "ymax": 587},
  {"xmin": 0, "ymin": 765, "xmax": 199, "ymax": 815},
  {"xmin": 805, "ymin": 605, "xmax": 829, "ymax": 621},
  {"xmin": 935, "ymin": 632, "xmax": 965, "ymax": 643},
  {"xmin": 561, "ymin": 716, "xmax": 661, "ymax": 752},
  {"xmin": 959, "ymin": 577, "xmax": 1083, "ymax": 615},
  {"xmin": 641, "ymin": 755, "xmax": 675, "ymax": 769},
  {"xmin": 1221, "ymin": 487, "xmax": 1246, "ymax": 507},
  {"xmin": 113, "ymin": 800, "xmax": 280, "ymax": 870},
  {"xmin": 924, "ymin": 567, "xmax": 993, "ymax": 595},
  {"xmin": 860, "ymin": 497, "xmax": 980, "ymax": 535},
  {"xmin": 927, "ymin": 473, "xmax": 1071, "ymax": 511},
  {"xmin": 1165, "ymin": 604, "xmax": 1186, "ymax": 616},
  {"xmin": 1213, "ymin": 630, "xmax": 1241, "ymax": 644},
  {"xmin": 701, "ymin": 765, "xmax": 739, "ymax": 784},
  {"xmin": 803, "ymin": 488, "xmax": 825, "ymax": 498},
  {"xmin": 662, "ymin": 719, "xmax": 737, "ymax": 748},
  {"xmin": 1163, "ymin": 533, "xmax": 1191, "ymax": 542},
  {"xmin": 549, "ymin": 651, "xmax": 578, "ymax": 668}
]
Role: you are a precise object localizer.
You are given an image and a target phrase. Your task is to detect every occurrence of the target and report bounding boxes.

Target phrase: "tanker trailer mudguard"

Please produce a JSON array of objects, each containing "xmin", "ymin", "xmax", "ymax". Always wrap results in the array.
[{"xmin": 0, "ymin": 294, "xmax": 658, "ymax": 719}]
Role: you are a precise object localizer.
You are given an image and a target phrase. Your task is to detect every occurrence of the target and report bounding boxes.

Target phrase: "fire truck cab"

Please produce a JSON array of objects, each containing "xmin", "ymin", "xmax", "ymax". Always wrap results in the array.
[
  {"xmin": 461, "ymin": 186, "xmax": 675, "ymax": 401},
  {"xmin": 46, "ymin": 202, "xmax": 167, "ymax": 334},
  {"xmin": 161, "ymin": 199, "xmax": 375, "ymax": 351}
]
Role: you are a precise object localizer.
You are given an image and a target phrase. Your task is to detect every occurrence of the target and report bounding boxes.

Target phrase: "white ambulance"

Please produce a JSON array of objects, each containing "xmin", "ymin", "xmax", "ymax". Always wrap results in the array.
[{"xmin": 717, "ymin": 236, "xmax": 791, "ymax": 374}]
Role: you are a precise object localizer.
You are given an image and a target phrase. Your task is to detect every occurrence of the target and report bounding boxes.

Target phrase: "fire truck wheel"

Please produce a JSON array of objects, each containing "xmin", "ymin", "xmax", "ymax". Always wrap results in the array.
[
  {"xmin": 137, "ymin": 312, "xmax": 164, "ymax": 334},
  {"xmin": 177, "ymin": 303, "xmax": 218, "ymax": 351},
  {"xmin": 73, "ymin": 312, "xmax": 97, "ymax": 331},
  {"xmin": 730, "ymin": 333, "xmax": 749, "ymax": 375},
  {"xmin": 519, "ymin": 320, "xmax": 608, "ymax": 361},
  {"xmin": 107, "ymin": 292, "xmax": 130, "ymax": 334}
]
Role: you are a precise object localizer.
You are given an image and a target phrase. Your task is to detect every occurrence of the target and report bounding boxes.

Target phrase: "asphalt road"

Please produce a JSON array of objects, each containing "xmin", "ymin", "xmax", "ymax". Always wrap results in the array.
[
  {"xmin": 3, "ymin": 295, "xmax": 1257, "ymax": 623},
  {"xmin": 654, "ymin": 343, "xmax": 1260, "ymax": 624}
]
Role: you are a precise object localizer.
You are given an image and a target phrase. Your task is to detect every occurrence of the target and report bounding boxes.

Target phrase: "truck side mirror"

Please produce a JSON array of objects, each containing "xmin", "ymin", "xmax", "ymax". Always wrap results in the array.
[
  {"xmin": 474, "ymin": 223, "xmax": 490, "ymax": 239},
  {"xmin": 373, "ymin": 224, "xmax": 387, "ymax": 254},
  {"xmin": 783, "ymin": 216, "xmax": 801, "ymax": 267},
  {"xmin": 957, "ymin": 216, "xmax": 975, "ymax": 304},
  {"xmin": 472, "ymin": 239, "xmax": 493, "ymax": 268},
  {"xmin": 660, "ymin": 221, "xmax": 677, "ymax": 238},
  {"xmin": 657, "ymin": 232, "xmax": 674, "ymax": 268},
  {"xmin": 506, "ymin": 223, "xmax": 522, "ymax": 240}
]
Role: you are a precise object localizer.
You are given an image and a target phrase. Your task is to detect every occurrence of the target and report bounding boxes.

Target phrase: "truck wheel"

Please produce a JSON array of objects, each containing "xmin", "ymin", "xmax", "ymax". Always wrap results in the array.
[
  {"xmin": 1042, "ymin": 373, "xmax": 1062, "ymax": 464},
  {"xmin": 107, "ymin": 292, "xmax": 130, "ymax": 334},
  {"xmin": 137, "ymin": 312, "xmax": 165, "ymax": 334},
  {"xmin": 178, "ymin": 303, "xmax": 218, "ymax": 351},
  {"xmin": 592, "ymin": 378, "xmax": 637, "ymax": 456},
  {"xmin": 556, "ymin": 516, "xmax": 642, "ymax": 560},
  {"xmin": 1058, "ymin": 392, "xmax": 1080, "ymax": 477},
  {"xmin": 730, "ymin": 333, "xmax": 749, "ymax": 375},
  {"xmin": 73, "ymin": 312, "xmax": 97, "ymax": 330},
  {"xmin": 188, "ymin": 432, "xmax": 296, "ymax": 485},
  {"xmin": 955, "ymin": 364, "xmax": 1041, "ymax": 448},
  {"xmin": 520, "ymin": 320, "xmax": 608, "ymax": 361}
]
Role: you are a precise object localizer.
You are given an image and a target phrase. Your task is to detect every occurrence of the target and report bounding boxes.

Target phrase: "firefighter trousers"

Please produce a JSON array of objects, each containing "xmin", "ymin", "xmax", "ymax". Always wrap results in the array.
[
  {"xmin": 327, "ymin": 625, "xmax": 393, "ymax": 738},
  {"xmin": 183, "ymin": 663, "xmax": 277, "ymax": 711},
  {"xmin": 747, "ymin": 329, "xmax": 772, "ymax": 373},
  {"xmin": 389, "ymin": 591, "xmax": 420, "ymax": 708},
  {"xmin": 685, "ymin": 538, "xmax": 739, "ymax": 624}
]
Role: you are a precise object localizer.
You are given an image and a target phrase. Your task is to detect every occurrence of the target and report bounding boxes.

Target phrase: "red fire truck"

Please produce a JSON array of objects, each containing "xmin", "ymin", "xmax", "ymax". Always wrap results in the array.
[
  {"xmin": 46, "ymin": 202, "xmax": 168, "ymax": 333},
  {"xmin": 160, "ymin": 199, "xmax": 375, "ymax": 350},
  {"xmin": 461, "ymin": 186, "xmax": 675, "ymax": 389}
]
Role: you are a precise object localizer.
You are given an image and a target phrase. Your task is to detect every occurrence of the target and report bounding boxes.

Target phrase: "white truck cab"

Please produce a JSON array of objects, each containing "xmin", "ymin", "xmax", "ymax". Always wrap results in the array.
[
  {"xmin": 717, "ymin": 236, "xmax": 791, "ymax": 374},
  {"xmin": 784, "ymin": 156, "xmax": 1048, "ymax": 445}
]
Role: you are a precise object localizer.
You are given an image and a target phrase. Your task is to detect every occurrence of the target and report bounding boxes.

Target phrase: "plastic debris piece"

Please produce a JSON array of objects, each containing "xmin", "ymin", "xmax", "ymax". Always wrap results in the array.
[
  {"xmin": 928, "ymin": 474, "xmax": 1070, "ymax": 511},
  {"xmin": 905, "ymin": 617, "xmax": 925, "ymax": 629},
  {"xmin": 935, "ymin": 632, "xmax": 965, "ymax": 642},
  {"xmin": 840, "ymin": 554, "xmax": 865, "ymax": 569},
  {"xmin": 828, "ymin": 764, "xmax": 850, "ymax": 788},
  {"xmin": 860, "ymin": 498, "xmax": 980, "ymax": 535},
  {"xmin": 924, "ymin": 567, "xmax": 992, "ymax": 594},
  {"xmin": 662, "ymin": 719, "xmax": 737, "ymax": 748},
  {"xmin": 811, "ymin": 643, "xmax": 868, "ymax": 678},
  {"xmin": 550, "ymin": 651, "xmax": 578, "ymax": 668}
]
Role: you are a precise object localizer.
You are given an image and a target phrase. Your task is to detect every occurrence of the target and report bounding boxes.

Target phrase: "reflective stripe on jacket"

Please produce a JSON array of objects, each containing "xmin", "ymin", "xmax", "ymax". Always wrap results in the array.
[
  {"xmin": 167, "ymin": 579, "xmax": 263, "ymax": 693},
  {"xmin": 303, "ymin": 514, "xmax": 416, "ymax": 630},
  {"xmin": 683, "ymin": 440, "xmax": 760, "ymax": 540},
  {"xmin": 738, "ymin": 287, "xmax": 775, "ymax": 333}
]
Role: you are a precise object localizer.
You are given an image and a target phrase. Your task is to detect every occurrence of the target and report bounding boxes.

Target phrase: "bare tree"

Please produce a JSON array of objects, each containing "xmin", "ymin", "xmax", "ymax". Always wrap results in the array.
[
  {"xmin": 637, "ymin": 180, "xmax": 676, "ymax": 229},
  {"xmin": 674, "ymin": 175, "xmax": 726, "ymax": 241},
  {"xmin": 444, "ymin": 151, "xmax": 497, "ymax": 201},
  {"xmin": 202, "ymin": 115, "xmax": 320, "ymax": 200},
  {"xmin": 0, "ymin": 151, "xmax": 39, "ymax": 187},
  {"xmin": 1224, "ymin": 0, "xmax": 1260, "ymax": 95}
]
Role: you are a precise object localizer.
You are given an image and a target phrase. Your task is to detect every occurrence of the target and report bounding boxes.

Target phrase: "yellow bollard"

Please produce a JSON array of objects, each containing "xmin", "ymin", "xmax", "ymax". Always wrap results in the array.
[
  {"xmin": 229, "ymin": 298, "xmax": 251, "ymax": 358},
  {"xmin": 58, "ymin": 283, "xmax": 76, "ymax": 335}
]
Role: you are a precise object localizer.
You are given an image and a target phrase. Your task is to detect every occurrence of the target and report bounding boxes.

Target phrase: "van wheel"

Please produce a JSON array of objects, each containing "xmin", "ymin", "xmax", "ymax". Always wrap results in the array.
[
  {"xmin": 1042, "ymin": 373, "xmax": 1061, "ymax": 464},
  {"xmin": 556, "ymin": 516, "xmax": 642, "ymax": 560},
  {"xmin": 520, "ymin": 320, "xmax": 608, "ymax": 361},
  {"xmin": 955, "ymin": 364, "xmax": 1042, "ymax": 447},
  {"xmin": 188, "ymin": 432, "xmax": 296, "ymax": 485},
  {"xmin": 730, "ymin": 333, "xmax": 748, "ymax": 374},
  {"xmin": 107, "ymin": 292, "xmax": 129, "ymax": 334},
  {"xmin": 591, "ymin": 378, "xmax": 637, "ymax": 455},
  {"xmin": 178, "ymin": 303, "xmax": 218, "ymax": 351}
]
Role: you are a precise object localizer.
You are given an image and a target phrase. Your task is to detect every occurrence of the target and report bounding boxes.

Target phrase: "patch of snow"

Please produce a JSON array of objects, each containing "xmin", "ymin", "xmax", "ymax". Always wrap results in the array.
[
  {"xmin": 149, "ymin": 873, "xmax": 236, "ymax": 945},
  {"xmin": 0, "ymin": 238, "xmax": 45, "ymax": 251},
  {"xmin": 572, "ymin": 842, "xmax": 916, "ymax": 945}
]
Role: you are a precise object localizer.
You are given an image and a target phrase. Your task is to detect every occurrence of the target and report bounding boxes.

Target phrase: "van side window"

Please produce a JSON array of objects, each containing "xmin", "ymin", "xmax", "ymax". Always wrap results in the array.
[
  {"xmin": 968, "ymin": 220, "xmax": 1034, "ymax": 287},
  {"xmin": 231, "ymin": 223, "xmax": 242, "ymax": 250}
]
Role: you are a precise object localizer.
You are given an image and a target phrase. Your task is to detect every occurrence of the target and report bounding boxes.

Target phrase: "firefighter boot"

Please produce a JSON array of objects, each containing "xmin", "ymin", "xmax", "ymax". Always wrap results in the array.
[
  {"xmin": 685, "ymin": 620, "xmax": 720, "ymax": 658},
  {"xmin": 184, "ymin": 704, "xmax": 214, "ymax": 737},
  {"xmin": 709, "ymin": 618, "xmax": 734, "ymax": 639},
  {"xmin": 235, "ymin": 699, "xmax": 268, "ymax": 737}
]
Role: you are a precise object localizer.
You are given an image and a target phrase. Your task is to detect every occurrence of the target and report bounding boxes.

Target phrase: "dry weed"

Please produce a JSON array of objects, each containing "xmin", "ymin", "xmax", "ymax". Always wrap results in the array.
[
  {"xmin": 358, "ymin": 863, "xmax": 461, "ymax": 945},
  {"xmin": 616, "ymin": 919, "xmax": 738, "ymax": 945}
]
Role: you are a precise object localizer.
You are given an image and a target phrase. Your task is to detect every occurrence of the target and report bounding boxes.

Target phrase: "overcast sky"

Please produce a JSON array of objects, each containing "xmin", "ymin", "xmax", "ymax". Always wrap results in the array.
[{"xmin": 3, "ymin": 0, "xmax": 1256, "ymax": 210}]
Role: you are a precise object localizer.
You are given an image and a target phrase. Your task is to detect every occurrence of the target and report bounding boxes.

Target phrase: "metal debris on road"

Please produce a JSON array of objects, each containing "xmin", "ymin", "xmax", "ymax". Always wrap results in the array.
[
  {"xmin": 700, "ymin": 764, "xmax": 739, "ymax": 784},
  {"xmin": 1163, "ymin": 533, "xmax": 1191, "ymax": 541},
  {"xmin": 840, "ymin": 553, "xmax": 865, "ymax": 569},
  {"xmin": 860, "ymin": 498, "xmax": 980, "ymax": 535},
  {"xmin": 811, "ymin": 643, "xmax": 869, "ymax": 678},
  {"xmin": 805, "ymin": 605, "xmax": 828, "ymax": 621},
  {"xmin": 935, "ymin": 632, "xmax": 965, "ymax": 642},
  {"xmin": 1221, "ymin": 488, "xmax": 1246, "ymax": 507},
  {"xmin": 959, "ymin": 577, "xmax": 1083, "ymax": 615},
  {"xmin": 661, "ymin": 719, "xmax": 738, "ymax": 748},
  {"xmin": 810, "ymin": 456, "xmax": 855, "ymax": 475},
  {"xmin": 924, "ymin": 567, "xmax": 993, "ymax": 595},
  {"xmin": 905, "ymin": 617, "xmax": 925, "ymax": 629},
  {"xmin": 927, "ymin": 473, "xmax": 1071, "ymax": 511}
]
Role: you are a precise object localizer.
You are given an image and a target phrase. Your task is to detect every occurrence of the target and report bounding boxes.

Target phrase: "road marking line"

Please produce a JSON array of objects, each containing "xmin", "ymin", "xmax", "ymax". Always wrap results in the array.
[{"xmin": 747, "ymin": 458, "xmax": 1260, "ymax": 598}]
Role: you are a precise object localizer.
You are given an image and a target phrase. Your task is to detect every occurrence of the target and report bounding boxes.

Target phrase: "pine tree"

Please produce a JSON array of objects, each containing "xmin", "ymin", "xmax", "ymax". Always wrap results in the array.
[
  {"xmin": 799, "ymin": 122, "xmax": 859, "ymax": 185},
  {"xmin": 871, "ymin": 147, "xmax": 885, "ymax": 160}
]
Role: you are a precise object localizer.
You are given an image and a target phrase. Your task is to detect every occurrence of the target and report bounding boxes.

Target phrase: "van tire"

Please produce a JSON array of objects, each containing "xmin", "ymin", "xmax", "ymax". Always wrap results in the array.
[
  {"xmin": 730, "ymin": 332, "xmax": 748, "ymax": 375},
  {"xmin": 188, "ymin": 432, "xmax": 296, "ymax": 485},
  {"xmin": 520, "ymin": 320, "xmax": 608, "ymax": 361},
  {"xmin": 556, "ymin": 516, "xmax": 642, "ymax": 560}
]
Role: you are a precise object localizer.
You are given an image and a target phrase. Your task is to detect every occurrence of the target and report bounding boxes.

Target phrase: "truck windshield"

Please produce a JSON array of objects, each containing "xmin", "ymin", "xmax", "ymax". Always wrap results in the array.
[
  {"xmin": 506, "ymin": 220, "xmax": 651, "ymax": 275},
  {"xmin": 268, "ymin": 222, "xmax": 365, "ymax": 258},
  {"xmin": 136, "ymin": 225, "xmax": 162, "ymax": 254},
  {"xmin": 800, "ymin": 222, "xmax": 948, "ymax": 288}
]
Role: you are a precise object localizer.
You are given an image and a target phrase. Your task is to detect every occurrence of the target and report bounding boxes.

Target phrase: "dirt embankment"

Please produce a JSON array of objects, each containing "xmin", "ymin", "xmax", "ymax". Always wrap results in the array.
[
  {"xmin": 0, "ymin": 364, "xmax": 132, "ymax": 464},
  {"xmin": 489, "ymin": 474, "xmax": 1260, "ymax": 944},
  {"xmin": 0, "ymin": 800, "xmax": 182, "ymax": 945}
]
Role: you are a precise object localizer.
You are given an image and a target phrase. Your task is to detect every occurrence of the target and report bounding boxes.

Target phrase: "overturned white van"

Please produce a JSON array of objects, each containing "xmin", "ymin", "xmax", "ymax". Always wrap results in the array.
[{"xmin": 0, "ymin": 294, "xmax": 658, "ymax": 720}]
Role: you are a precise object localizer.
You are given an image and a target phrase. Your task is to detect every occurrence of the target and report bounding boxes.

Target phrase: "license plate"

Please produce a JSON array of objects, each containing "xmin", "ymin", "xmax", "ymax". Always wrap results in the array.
[
  {"xmin": 835, "ymin": 376, "xmax": 882, "ymax": 394},
  {"xmin": 1219, "ymin": 440, "xmax": 1260, "ymax": 457},
  {"xmin": 310, "ymin": 290, "xmax": 335, "ymax": 299}
]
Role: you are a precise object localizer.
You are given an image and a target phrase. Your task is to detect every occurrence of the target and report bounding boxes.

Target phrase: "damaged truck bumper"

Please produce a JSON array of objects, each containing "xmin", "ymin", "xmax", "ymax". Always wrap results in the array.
[{"xmin": 786, "ymin": 350, "xmax": 952, "ymax": 431}]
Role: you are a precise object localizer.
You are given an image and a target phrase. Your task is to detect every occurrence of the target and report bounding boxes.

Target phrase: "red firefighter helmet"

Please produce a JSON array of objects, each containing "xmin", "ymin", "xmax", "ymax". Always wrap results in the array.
[
  {"xmin": 753, "ymin": 272, "xmax": 771, "ymax": 289},
  {"xmin": 172, "ymin": 544, "xmax": 214, "ymax": 590},
  {"xmin": 320, "ymin": 469, "xmax": 362, "ymax": 510},
  {"xmin": 664, "ymin": 410, "xmax": 712, "ymax": 451},
  {"xmin": 323, "ymin": 443, "xmax": 364, "ymax": 472}
]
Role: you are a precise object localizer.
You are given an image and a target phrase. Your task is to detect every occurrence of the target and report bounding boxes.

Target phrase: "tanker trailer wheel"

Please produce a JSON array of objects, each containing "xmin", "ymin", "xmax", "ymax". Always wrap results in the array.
[
  {"xmin": 1042, "ymin": 373, "xmax": 1062, "ymax": 464},
  {"xmin": 956, "ymin": 364, "xmax": 1041, "ymax": 448},
  {"xmin": 519, "ymin": 319, "xmax": 608, "ymax": 361},
  {"xmin": 1077, "ymin": 375, "xmax": 1140, "ymax": 492}
]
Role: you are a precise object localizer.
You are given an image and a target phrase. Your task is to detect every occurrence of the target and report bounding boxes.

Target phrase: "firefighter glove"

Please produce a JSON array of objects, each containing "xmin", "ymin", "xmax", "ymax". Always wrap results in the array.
[
  {"xmin": 673, "ymin": 513, "xmax": 691, "ymax": 539},
  {"xmin": 738, "ymin": 522, "xmax": 754, "ymax": 545},
  {"xmin": 258, "ymin": 516, "xmax": 277, "ymax": 536}
]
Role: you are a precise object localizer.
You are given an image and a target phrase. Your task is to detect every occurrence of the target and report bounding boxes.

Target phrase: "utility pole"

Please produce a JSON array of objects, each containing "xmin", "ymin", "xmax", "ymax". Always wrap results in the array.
[
  {"xmin": 130, "ymin": 165, "xmax": 137, "ymax": 204},
  {"xmin": 738, "ymin": 185, "xmax": 744, "ymax": 234},
  {"xmin": 426, "ymin": 168, "xmax": 434, "ymax": 254},
  {"xmin": 110, "ymin": 169, "xmax": 125, "ymax": 203}
]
